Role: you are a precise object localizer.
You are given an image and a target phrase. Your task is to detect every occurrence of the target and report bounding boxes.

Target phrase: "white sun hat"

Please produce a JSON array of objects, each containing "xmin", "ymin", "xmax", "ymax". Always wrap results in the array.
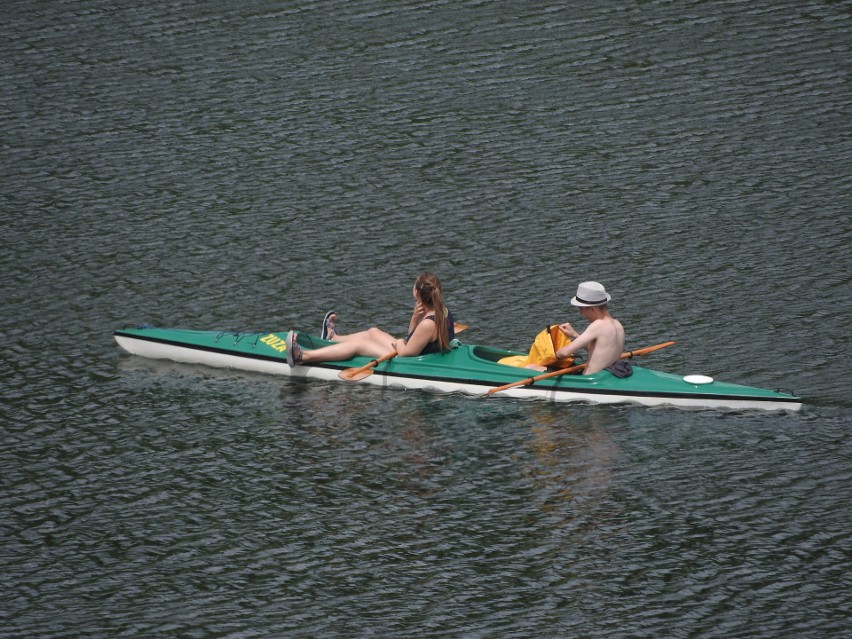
[{"xmin": 570, "ymin": 281, "xmax": 612, "ymax": 307}]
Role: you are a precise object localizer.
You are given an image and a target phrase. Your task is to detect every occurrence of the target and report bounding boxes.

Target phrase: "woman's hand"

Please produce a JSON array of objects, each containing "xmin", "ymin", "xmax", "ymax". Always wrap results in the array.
[{"xmin": 412, "ymin": 300, "xmax": 426, "ymax": 322}]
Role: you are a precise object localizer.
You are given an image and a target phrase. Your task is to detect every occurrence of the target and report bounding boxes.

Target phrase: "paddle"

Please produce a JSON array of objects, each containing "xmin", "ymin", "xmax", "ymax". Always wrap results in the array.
[
  {"xmin": 339, "ymin": 349, "xmax": 398, "ymax": 382},
  {"xmin": 486, "ymin": 341, "xmax": 676, "ymax": 396},
  {"xmin": 339, "ymin": 322, "xmax": 469, "ymax": 382}
]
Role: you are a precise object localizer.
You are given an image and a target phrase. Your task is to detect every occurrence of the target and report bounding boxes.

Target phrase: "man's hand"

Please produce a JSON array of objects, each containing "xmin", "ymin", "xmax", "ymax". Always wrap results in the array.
[{"xmin": 558, "ymin": 322, "xmax": 580, "ymax": 340}]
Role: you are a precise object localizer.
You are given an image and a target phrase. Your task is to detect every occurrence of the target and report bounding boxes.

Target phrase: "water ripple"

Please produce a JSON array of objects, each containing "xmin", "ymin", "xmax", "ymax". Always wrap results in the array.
[{"xmin": 2, "ymin": 0, "xmax": 850, "ymax": 637}]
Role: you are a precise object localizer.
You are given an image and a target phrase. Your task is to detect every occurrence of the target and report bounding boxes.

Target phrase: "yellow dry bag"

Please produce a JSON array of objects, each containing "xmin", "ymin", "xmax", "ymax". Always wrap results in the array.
[{"xmin": 498, "ymin": 326, "xmax": 575, "ymax": 369}]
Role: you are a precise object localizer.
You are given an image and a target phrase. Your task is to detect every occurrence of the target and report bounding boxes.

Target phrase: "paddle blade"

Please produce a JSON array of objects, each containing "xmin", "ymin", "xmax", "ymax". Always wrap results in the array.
[{"xmin": 339, "ymin": 367, "xmax": 373, "ymax": 382}]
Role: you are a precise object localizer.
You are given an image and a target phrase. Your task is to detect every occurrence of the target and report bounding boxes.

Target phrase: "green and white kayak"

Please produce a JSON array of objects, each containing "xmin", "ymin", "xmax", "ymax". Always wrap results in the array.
[{"xmin": 114, "ymin": 326, "xmax": 802, "ymax": 412}]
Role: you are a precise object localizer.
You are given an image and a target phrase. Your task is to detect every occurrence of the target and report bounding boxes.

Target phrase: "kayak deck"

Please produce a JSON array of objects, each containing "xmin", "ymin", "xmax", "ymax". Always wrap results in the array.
[{"xmin": 113, "ymin": 326, "xmax": 802, "ymax": 412}]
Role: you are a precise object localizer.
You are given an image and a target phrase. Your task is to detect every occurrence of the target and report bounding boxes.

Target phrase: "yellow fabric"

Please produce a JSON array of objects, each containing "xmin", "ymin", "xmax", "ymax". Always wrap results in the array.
[
  {"xmin": 497, "ymin": 354, "xmax": 530, "ymax": 368},
  {"xmin": 498, "ymin": 326, "xmax": 575, "ymax": 369}
]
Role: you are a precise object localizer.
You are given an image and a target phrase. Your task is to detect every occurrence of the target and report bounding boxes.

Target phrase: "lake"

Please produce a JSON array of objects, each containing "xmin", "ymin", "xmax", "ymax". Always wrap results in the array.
[{"xmin": 1, "ymin": 1, "xmax": 850, "ymax": 637}]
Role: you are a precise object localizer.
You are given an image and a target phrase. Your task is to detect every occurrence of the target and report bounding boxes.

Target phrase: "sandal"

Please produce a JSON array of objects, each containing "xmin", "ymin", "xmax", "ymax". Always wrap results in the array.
[
  {"xmin": 285, "ymin": 330, "xmax": 303, "ymax": 367},
  {"xmin": 321, "ymin": 311, "xmax": 337, "ymax": 340}
]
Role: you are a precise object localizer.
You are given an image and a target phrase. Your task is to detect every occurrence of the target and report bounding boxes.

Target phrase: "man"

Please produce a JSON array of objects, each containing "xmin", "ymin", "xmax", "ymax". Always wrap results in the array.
[{"xmin": 554, "ymin": 281, "xmax": 625, "ymax": 375}]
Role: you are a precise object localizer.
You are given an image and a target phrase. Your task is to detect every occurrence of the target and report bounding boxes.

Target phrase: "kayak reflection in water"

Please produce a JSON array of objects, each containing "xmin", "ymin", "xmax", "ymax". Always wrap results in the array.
[{"xmin": 286, "ymin": 272, "xmax": 455, "ymax": 367}]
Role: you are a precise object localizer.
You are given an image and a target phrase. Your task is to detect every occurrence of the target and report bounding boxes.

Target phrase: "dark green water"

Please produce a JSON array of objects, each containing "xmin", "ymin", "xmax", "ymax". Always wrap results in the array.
[{"xmin": 2, "ymin": 1, "xmax": 850, "ymax": 637}]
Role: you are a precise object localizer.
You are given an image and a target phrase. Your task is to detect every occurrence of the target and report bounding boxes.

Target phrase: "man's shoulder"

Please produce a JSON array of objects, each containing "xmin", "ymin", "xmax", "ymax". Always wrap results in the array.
[
  {"xmin": 585, "ymin": 316, "xmax": 622, "ymax": 333},
  {"xmin": 583, "ymin": 319, "xmax": 606, "ymax": 334},
  {"xmin": 588, "ymin": 316, "xmax": 618, "ymax": 326}
]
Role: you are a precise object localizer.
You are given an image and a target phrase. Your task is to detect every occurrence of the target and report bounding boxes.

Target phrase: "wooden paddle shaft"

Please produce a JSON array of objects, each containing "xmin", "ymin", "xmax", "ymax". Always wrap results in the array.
[
  {"xmin": 486, "ymin": 341, "xmax": 676, "ymax": 395},
  {"xmin": 339, "ymin": 321, "xmax": 468, "ymax": 381},
  {"xmin": 339, "ymin": 349, "xmax": 398, "ymax": 381}
]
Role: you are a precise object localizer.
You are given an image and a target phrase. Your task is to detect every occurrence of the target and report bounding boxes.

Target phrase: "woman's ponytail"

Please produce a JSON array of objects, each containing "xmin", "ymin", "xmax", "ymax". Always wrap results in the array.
[{"xmin": 415, "ymin": 272, "xmax": 450, "ymax": 351}]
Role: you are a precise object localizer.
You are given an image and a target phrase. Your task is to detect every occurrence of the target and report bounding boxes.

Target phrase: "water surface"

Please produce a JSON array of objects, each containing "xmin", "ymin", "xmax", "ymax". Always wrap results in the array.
[{"xmin": 2, "ymin": 1, "xmax": 850, "ymax": 637}]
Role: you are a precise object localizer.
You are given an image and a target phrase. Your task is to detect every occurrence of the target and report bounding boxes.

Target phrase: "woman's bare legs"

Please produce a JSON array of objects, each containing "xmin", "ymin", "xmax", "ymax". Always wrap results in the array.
[{"xmin": 300, "ymin": 327, "xmax": 396, "ymax": 364}]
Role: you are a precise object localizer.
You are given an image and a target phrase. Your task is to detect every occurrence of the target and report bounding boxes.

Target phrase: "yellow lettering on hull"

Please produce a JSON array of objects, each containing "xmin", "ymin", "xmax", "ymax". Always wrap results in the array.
[{"xmin": 260, "ymin": 333, "xmax": 287, "ymax": 352}]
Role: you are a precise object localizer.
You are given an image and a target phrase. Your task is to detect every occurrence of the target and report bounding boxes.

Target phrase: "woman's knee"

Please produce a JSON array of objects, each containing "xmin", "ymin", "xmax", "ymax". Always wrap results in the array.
[{"xmin": 367, "ymin": 327, "xmax": 386, "ymax": 340}]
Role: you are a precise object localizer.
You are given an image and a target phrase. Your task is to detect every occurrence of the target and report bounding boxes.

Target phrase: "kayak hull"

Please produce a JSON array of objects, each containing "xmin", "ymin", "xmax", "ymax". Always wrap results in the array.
[{"xmin": 114, "ymin": 327, "xmax": 802, "ymax": 412}]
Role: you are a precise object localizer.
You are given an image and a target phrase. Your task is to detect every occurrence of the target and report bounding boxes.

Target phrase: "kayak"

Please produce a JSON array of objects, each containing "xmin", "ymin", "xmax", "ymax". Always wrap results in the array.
[{"xmin": 114, "ymin": 325, "xmax": 802, "ymax": 412}]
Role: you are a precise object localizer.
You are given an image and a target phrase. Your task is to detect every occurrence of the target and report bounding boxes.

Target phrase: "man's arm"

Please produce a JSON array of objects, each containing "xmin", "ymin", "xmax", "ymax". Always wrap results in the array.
[{"xmin": 555, "ymin": 321, "xmax": 601, "ymax": 359}]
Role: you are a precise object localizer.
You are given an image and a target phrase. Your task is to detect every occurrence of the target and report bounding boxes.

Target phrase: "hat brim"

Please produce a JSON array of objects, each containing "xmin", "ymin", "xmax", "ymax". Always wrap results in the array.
[{"xmin": 570, "ymin": 294, "xmax": 611, "ymax": 307}]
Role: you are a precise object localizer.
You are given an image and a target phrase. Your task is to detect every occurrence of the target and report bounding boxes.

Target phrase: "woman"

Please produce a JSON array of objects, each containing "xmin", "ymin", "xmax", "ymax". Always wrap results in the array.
[{"xmin": 286, "ymin": 272, "xmax": 454, "ymax": 366}]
